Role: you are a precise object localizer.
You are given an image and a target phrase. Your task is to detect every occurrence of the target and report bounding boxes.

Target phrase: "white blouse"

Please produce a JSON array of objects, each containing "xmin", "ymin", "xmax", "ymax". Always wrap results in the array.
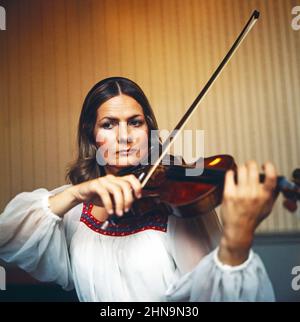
[{"xmin": 0, "ymin": 184, "xmax": 275, "ymax": 302}]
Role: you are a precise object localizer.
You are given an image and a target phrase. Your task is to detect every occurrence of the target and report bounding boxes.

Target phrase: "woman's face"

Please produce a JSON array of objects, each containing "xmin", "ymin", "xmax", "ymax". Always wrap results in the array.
[{"xmin": 93, "ymin": 94, "xmax": 149, "ymax": 174}]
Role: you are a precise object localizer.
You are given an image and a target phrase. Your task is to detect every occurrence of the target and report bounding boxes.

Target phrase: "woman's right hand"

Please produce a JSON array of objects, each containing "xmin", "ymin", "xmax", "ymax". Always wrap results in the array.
[{"xmin": 71, "ymin": 174, "xmax": 142, "ymax": 216}]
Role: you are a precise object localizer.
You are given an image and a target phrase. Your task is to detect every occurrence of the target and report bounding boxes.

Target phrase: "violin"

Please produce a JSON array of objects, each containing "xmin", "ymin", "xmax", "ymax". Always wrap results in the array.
[
  {"xmin": 101, "ymin": 10, "xmax": 300, "ymax": 229},
  {"xmin": 102, "ymin": 155, "xmax": 299, "ymax": 228}
]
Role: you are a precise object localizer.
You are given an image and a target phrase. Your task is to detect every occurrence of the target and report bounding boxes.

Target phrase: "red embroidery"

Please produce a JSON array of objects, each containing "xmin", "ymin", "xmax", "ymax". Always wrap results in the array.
[{"xmin": 80, "ymin": 203, "xmax": 168, "ymax": 236}]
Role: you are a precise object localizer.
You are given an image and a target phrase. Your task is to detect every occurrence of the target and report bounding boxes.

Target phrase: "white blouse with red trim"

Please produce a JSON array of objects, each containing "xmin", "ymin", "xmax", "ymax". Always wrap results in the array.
[{"xmin": 0, "ymin": 184, "xmax": 275, "ymax": 301}]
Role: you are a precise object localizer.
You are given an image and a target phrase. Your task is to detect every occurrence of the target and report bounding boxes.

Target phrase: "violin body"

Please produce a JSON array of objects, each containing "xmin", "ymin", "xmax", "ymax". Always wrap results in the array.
[
  {"xmin": 109, "ymin": 155, "xmax": 234, "ymax": 250},
  {"xmin": 118, "ymin": 155, "xmax": 236, "ymax": 220}
]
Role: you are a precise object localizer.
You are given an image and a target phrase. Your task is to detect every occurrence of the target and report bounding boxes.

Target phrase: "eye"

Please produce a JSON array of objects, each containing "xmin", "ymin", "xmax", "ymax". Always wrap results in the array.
[
  {"xmin": 101, "ymin": 121, "xmax": 114, "ymax": 129},
  {"xmin": 129, "ymin": 119, "xmax": 144, "ymax": 127}
]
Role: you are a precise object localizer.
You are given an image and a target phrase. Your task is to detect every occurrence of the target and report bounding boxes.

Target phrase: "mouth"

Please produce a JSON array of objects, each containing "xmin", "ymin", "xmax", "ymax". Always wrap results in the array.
[{"xmin": 117, "ymin": 148, "xmax": 138, "ymax": 156}]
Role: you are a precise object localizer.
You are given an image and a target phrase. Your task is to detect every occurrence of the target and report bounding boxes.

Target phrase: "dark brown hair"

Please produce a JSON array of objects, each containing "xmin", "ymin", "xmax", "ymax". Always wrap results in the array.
[{"xmin": 66, "ymin": 77, "xmax": 159, "ymax": 184}]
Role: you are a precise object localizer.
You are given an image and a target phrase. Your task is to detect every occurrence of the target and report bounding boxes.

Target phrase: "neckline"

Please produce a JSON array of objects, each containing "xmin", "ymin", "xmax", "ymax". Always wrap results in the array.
[{"xmin": 80, "ymin": 202, "xmax": 168, "ymax": 236}]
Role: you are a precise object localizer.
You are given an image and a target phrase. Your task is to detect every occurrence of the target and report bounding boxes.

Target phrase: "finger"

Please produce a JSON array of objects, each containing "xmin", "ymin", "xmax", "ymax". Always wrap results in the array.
[
  {"xmin": 111, "ymin": 177, "xmax": 134, "ymax": 212},
  {"xmin": 237, "ymin": 164, "xmax": 248, "ymax": 189},
  {"xmin": 246, "ymin": 160, "xmax": 259, "ymax": 189},
  {"xmin": 103, "ymin": 180, "xmax": 124, "ymax": 216},
  {"xmin": 123, "ymin": 174, "xmax": 142, "ymax": 199},
  {"xmin": 95, "ymin": 184, "xmax": 114, "ymax": 215},
  {"xmin": 223, "ymin": 169, "xmax": 236, "ymax": 198},
  {"xmin": 262, "ymin": 162, "xmax": 277, "ymax": 192}
]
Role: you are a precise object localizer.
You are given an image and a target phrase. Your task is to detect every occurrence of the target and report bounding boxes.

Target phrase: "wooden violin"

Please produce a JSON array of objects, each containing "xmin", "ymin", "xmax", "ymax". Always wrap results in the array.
[{"xmin": 106, "ymin": 155, "xmax": 299, "ymax": 227}]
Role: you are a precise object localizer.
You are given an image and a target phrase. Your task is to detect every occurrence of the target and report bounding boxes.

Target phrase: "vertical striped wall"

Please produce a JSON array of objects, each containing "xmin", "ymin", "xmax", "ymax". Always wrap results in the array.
[{"xmin": 0, "ymin": 0, "xmax": 299, "ymax": 232}]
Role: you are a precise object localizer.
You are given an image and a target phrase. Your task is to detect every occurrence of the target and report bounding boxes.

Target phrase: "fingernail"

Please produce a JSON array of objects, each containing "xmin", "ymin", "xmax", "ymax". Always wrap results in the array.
[
  {"xmin": 118, "ymin": 210, "xmax": 123, "ymax": 216},
  {"xmin": 125, "ymin": 208, "xmax": 129, "ymax": 213},
  {"xmin": 108, "ymin": 209, "xmax": 113, "ymax": 215}
]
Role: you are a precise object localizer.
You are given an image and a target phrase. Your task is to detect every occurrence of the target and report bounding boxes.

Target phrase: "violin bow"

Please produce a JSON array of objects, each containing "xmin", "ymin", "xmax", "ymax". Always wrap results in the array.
[{"xmin": 139, "ymin": 10, "xmax": 260, "ymax": 188}]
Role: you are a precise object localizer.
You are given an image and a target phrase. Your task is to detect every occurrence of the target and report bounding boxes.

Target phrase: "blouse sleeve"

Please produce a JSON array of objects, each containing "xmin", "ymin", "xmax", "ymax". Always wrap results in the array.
[
  {"xmin": 165, "ymin": 212, "xmax": 275, "ymax": 302},
  {"xmin": 0, "ymin": 185, "xmax": 77, "ymax": 290}
]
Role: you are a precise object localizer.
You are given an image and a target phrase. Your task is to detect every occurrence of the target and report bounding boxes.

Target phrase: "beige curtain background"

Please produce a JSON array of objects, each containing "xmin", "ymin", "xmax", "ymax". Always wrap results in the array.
[{"xmin": 0, "ymin": 0, "xmax": 299, "ymax": 232}]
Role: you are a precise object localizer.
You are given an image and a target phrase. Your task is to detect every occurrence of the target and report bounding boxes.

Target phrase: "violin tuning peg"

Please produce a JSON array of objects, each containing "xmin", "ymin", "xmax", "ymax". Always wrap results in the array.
[{"xmin": 292, "ymin": 169, "xmax": 300, "ymax": 182}]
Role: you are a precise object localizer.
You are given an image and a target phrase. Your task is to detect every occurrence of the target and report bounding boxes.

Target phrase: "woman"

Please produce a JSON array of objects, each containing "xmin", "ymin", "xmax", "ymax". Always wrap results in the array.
[{"xmin": 0, "ymin": 77, "xmax": 277, "ymax": 301}]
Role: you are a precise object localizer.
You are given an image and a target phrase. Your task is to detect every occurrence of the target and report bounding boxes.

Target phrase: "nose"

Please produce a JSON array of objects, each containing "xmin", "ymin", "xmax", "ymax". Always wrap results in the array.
[{"xmin": 118, "ymin": 121, "xmax": 133, "ymax": 144}]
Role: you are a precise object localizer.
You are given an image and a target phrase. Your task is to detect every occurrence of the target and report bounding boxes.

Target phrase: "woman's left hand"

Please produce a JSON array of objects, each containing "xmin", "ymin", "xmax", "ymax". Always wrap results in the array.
[{"xmin": 218, "ymin": 161, "xmax": 278, "ymax": 265}]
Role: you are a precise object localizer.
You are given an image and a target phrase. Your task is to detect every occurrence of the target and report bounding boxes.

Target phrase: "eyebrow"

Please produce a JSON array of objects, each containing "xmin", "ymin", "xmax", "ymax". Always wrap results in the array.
[{"xmin": 98, "ymin": 114, "xmax": 144, "ymax": 122}]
